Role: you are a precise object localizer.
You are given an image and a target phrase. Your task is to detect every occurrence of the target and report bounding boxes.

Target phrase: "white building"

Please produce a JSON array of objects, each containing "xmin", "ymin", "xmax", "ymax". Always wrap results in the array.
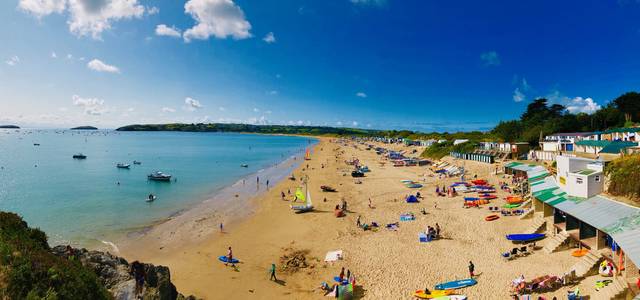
[
  {"xmin": 541, "ymin": 132, "xmax": 598, "ymax": 152},
  {"xmin": 556, "ymin": 156, "xmax": 604, "ymax": 198}
]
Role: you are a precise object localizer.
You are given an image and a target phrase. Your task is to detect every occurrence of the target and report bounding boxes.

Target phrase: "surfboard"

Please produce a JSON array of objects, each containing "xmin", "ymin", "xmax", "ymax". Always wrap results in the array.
[
  {"xmin": 434, "ymin": 278, "xmax": 477, "ymax": 290},
  {"xmin": 413, "ymin": 289, "xmax": 453, "ymax": 299},
  {"xmin": 505, "ymin": 233, "xmax": 545, "ymax": 242},
  {"xmin": 432, "ymin": 296, "xmax": 467, "ymax": 300},
  {"xmin": 218, "ymin": 256, "xmax": 239, "ymax": 264}
]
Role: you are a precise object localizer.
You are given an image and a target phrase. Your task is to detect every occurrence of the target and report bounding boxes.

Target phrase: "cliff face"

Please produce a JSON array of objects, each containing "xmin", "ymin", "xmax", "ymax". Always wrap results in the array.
[{"xmin": 50, "ymin": 246, "xmax": 197, "ymax": 300}]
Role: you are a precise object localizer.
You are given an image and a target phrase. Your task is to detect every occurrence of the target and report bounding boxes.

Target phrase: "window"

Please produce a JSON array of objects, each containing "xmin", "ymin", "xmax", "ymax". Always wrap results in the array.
[
  {"xmin": 576, "ymin": 178, "xmax": 583, "ymax": 184},
  {"xmin": 595, "ymin": 175, "xmax": 601, "ymax": 182}
]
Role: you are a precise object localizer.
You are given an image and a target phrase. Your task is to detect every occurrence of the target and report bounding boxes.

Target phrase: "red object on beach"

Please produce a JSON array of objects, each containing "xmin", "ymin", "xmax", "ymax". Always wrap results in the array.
[
  {"xmin": 485, "ymin": 214, "xmax": 499, "ymax": 221},
  {"xmin": 471, "ymin": 179, "xmax": 487, "ymax": 185}
]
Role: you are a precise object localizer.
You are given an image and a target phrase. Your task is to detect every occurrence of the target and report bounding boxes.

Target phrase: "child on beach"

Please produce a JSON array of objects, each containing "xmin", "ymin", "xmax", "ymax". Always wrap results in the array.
[{"xmin": 468, "ymin": 261, "xmax": 475, "ymax": 278}]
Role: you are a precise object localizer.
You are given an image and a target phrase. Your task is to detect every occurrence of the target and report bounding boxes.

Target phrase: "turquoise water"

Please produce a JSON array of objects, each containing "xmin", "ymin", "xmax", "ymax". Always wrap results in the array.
[{"xmin": 0, "ymin": 130, "xmax": 314, "ymax": 246}]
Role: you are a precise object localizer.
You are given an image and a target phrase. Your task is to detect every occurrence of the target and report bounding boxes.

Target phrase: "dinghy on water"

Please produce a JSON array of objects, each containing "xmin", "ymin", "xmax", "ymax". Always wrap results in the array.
[
  {"xmin": 72, "ymin": 153, "xmax": 87, "ymax": 159},
  {"xmin": 116, "ymin": 163, "xmax": 131, "ymax": 169},
  {"xmin": 148, "ymin": 171, "xmax": 172, "ymax": 182}
]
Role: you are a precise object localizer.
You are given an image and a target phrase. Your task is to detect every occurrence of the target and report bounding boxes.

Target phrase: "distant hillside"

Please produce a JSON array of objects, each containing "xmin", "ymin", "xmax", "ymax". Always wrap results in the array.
[
  {"xmin": 70, "ymin": 126, "xmax": 98, "ymax": 130},
  {"xmin": 117, "ymin": 123, "xmax": 379, "ymax": 136},
  {"xmin": 0, "ymin": 125, "xmax": 20, "ymax": 129}
]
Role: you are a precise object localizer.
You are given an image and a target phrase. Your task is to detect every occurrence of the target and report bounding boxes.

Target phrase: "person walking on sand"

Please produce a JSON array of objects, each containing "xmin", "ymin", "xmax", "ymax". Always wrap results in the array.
[
  {"xmin": 356, "ymin": 215, "xmax": 361, "ymax": 228},
  {"xmin": 266, "ymin": 179, "xmax": 270, "ymax": 189},
  {"xmin": 269, "ymin": 263, "xmax": 277, "ymax": 281},
  {"xmin": 339, "ymin": 267, "xmax": 345, "ymax": 281},
  {"xmin": 468, "ymin": 261, "xmax": 475, "ymax": 278},
  {"xmin": 435, "ymin": 223, "xmax": 441, "ymax": 237},
  {"xmin": 219, "ymin": 223, "xmax": 224, "ymax": 233}
]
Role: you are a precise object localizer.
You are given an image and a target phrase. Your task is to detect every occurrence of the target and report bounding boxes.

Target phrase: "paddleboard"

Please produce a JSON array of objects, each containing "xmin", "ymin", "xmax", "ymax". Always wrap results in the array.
[
  {"xmin": 333, "ymin": 276, "xmax": 349, "ymax": 285},
  {"xmin": 434, "ymin": 278, "xmax": 477, "ymax": 290},
  {"xmin": 433, "ymin": 296, "xmax": 467, "ymax": 300},
  {"xmin": 413, "ymin": 289, "xmax": 453, "ymax": 299},
  {"xmin": 505, "ymin": 233, "xmax": 545, "ymax": 242},
  {"xmin": 218, "ymin": 256, "xmax": 239, "ymax": 264}
]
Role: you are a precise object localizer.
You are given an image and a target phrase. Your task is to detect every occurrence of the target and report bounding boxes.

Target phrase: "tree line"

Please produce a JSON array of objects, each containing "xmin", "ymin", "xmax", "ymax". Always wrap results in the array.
[{"xmin": 492, "ymin": 91, "xmax": 640, "ymax": 144}]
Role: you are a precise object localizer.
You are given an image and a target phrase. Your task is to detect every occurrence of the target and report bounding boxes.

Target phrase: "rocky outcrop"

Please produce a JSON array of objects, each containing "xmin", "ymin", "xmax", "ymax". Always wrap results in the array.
[{"xmin": 51, "ymin": 246, "xmax": 197, "ymax": 300}]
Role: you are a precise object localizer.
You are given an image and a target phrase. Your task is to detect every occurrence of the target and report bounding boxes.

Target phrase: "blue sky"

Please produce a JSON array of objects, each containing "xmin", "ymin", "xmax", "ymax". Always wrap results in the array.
[{"xmin": 2, "ymin": 0, "xmax": 640, "ymax": 131}]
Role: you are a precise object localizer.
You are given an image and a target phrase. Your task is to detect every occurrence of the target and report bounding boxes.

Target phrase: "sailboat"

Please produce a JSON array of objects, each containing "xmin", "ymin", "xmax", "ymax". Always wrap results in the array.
[
  {"xmin": 291, "ymin": 182, "xmax": 314, "ymax": 213},
  {"xmin": 304, "ymin": 148, "xmax": 311, "ymax": 160}
]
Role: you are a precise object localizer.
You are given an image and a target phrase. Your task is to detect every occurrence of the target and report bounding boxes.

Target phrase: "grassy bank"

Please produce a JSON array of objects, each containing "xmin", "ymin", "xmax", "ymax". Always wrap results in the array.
[
  {"xmin": 420, "ymin": 141, "xmax": 478, "ymax": 159},
  {"xmin": 605, "ymin": 154, "xmax": 640, "ymax": 202},
  {"xmin": 0, "ymin": 212, "xmax": 110, "ymax": 300}
]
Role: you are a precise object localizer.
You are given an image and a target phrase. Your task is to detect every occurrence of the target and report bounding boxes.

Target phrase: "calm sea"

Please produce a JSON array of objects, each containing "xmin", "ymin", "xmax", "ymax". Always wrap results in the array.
[{"xmin": 0, "ymin": 130, "xmax": 314, "ymax": 246}]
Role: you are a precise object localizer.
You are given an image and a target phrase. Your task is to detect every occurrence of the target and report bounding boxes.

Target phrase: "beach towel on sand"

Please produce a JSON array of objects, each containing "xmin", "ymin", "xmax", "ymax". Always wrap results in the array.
[{"xmin": 324, "ymin": 250, "xmax": 343, "ymax": 262}]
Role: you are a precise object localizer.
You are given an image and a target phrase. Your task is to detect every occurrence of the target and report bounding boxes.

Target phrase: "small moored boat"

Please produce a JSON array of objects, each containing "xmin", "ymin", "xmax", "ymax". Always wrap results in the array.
[
  {"xmin": 146, "ymin": 194, "xmax": 157, "ymax": 202},
  {"xmin": 72, "ymin": 153, "xmax": 87, "ymax": 159},
  {"xmin": 133, "ymin": 160, "xmax": 142, "ymax": 165},
  {"xmin": 116, "ymin": 163, "xmax": 131, "ymax": 169},
  {"xmin": 240, "ymin": 164, "xmax": 248, "ymax": 168},
  {"xmin": 148, "ymin": 171, "xmax": 172, "ymax": 181}
]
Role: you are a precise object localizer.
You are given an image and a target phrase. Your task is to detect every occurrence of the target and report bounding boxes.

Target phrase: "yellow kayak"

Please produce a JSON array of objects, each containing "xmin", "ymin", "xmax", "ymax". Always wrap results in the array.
[{"xmin": 414, "ymin": 290, "xmax": 453, "ymax": 299}]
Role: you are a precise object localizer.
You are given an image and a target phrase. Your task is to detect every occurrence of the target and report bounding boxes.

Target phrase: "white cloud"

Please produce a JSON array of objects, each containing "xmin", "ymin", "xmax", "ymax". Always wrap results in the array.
[
  {"xmin": 296, "ymin": 120, "xmax": 304, "ymax": 125},
  {"xmin": 147, "ymin": 6, "xmax": 159, "ymax": 15},
  {"xmin": 352, "ymin": 121, "xmax": 359, "ymax": 126},
  {"xmin": 155, "ymin": 24, "xmax": 181, "ymax": 38},
  {"xmin": 356, "ymin": 92, "xmax": 367, "ymax": 98},
  {"xmin": 253, "ymin": 107, "xmax": 259, "ymax": 112},
  {"xmin": 126, "ymin": 107, "xmax": 135, "ymax": 112},
  {"xmin": 268, "ymin": 90, "xmax": 278, "ymax": 95},
  {"xmin": 350, "ymin": 0, "xmax": 386, "ymax": 5},
  {"xmin": 73, "ymin": 94, "xmax": 107, "ymax": 115},
  {"xmin": 565, "ymin": 97, "xmax": 601, "ymax": 114},
  {"xmin": 5, "ymin": 56, "xmax": 20, "ymax": 66},
  {"xmin": 51, "ymin": 52, "xmax": 57, "ymax": 58},
  {"xmin": 263, "ymin": 31, "xmax": 275, "ymax": 43},
  {"xmin": 218, "ymin": 106, "xmax": 226, "ymax": 111},
  {"xmin": 18, "ymin": 0, "xmax": 66, "ymax": 17},
  {"xmin": 513, "ymin": 88, "xmax": 525, "ymax": 102},
  {"xmin": 512, "ymin": 77, "xmax": 530, "ymax": 102},
  {"xmin": 162, "ymin": 107, "xmax": 176, "ymax": 113},
  {"xmin": 19, "ymin": 0, "xmax": 146, "ymax": 39},
  {"xmin": 336, "ymin": 121, "xmax": 343, "ymax": 126},
  {"xmin": 68, "ymin": 0, "xmax": 145, "ymax": 39},
  {"xmin": 67, "ymin": 54, "xmax": 73, "ymax": 59},
  {"xmin": 546, "ymin": 90, "xmax": 601, "ymax": 114},
  {"xmin": 183, "ymin": 97, "xmax": 203, "ymax": 111},
  {"xmin": 480, "ymin": 51, "xmax": 500, "ymax": 66},
  {"xmin": 265, "ymin": 110, "xmax": 272, "ymax": 114},
  {"xmin": 183, "ymin": 0, "xmax": 252, "ymax": 42},
  {"xmin": 58, "ymin": 107, "xmax": 69, "ymax": 112},
  {"xmin": 87, "ymin": 59, "xmax": 120, "ymax": 73}
]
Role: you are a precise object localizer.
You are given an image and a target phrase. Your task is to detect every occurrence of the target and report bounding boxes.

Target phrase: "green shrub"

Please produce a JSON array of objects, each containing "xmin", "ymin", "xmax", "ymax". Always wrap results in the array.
[
  {"xmin": 605, "ymin": 154, "xmax": 640, "ymax": 201},
  {"xmin": 0, "ymin": 212, "xmax": 111, "ymax": 300}
]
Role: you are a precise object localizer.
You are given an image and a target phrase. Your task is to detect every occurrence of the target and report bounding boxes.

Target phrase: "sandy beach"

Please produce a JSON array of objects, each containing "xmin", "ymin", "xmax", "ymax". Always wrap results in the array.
[{"xmin": 119, "ymin": 138, "xmax": 592, "ymax": 299}]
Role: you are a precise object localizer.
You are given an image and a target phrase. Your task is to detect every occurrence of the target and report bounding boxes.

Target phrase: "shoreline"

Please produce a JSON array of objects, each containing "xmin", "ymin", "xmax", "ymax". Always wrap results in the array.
[
  {"xmin": 113, "ymin": 145, "xmax": 313, "ymax": 255},
  {"xmin": 115, "ymin": 137, "xmax": 600, "ymax": 299}
]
